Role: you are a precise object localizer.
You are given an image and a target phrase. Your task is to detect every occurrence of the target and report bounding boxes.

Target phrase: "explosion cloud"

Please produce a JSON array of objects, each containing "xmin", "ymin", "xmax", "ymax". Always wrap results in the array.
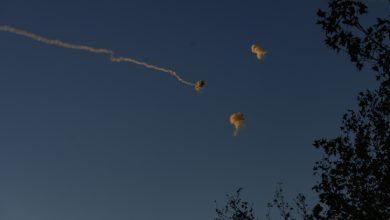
[
  {"xmin": 251, "ymin": 44, "xmax": 266, "ymax": 60},
  {"xmin": 229, "ymin": 112, "xmax": 245, "ymax": 136}
]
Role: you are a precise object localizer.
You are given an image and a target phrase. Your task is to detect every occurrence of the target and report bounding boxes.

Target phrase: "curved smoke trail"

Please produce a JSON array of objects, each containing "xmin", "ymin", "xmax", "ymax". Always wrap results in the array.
[{"xmin": 0, "ymin": 25, "xmax": 195, "ymax": 87}]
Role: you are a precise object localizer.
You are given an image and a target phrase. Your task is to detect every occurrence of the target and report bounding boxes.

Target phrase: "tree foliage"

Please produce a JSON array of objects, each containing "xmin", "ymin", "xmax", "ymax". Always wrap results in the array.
[
  {"xmin": 266, "ymin": 184, "xmax": 311, "ymax": 220},
  {"xmin": 312, "ymin": 86, "xmax": 390, "ymax": 219},
  {"xmin": 214, "ymin": 185, "xmax": 312, "ymax": 220},
  {"xmin": 317, "ymin": 0, "xmax": 390, "ymax": 84},
  {"xmin": 313, "ymin": 0, "xmax": 390, "ymax": 219},
  {"xmin": 215, "ymin": 188, "xmax": 257, "ymax": 220}
]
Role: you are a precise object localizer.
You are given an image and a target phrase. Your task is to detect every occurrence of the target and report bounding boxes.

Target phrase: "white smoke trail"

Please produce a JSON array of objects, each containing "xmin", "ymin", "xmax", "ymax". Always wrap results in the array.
[{"xmin": 0, "ymin": 25, "xmax": 195, "ymax": 87}]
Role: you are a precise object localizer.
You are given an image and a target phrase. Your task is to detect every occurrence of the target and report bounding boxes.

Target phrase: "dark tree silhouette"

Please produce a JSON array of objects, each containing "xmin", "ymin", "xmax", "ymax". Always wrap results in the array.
[
  {"xmin": 215, "ymin": 0, "xmax": 390, "ymax": 219},
  {"xmin": 313, "ymin": 0, "xmax": 390, "ymax": 219},
  {"xmin": 317, "ymin": 0, "xmax": 390, "ymax": 85},
  {"xmin": 214, "ymin": 188, "xmax": 257, "ymax": 220},
  {"xmin": 266, "ymin": 184, "xmax": 311, "ymax": 220},
  {"xmin": 214, "ymin": 185, "xmax": 311, "ymax": 220},
  {"xmin": 312, "ymin": 85, "xmax": 390, "ymax": 219}
]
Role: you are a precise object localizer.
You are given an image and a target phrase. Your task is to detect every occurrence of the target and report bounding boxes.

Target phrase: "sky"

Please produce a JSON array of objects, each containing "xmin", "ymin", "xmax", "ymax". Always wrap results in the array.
[{"xmin": 0, "ymin": 0, "xmax": 383, "ymax": 219}]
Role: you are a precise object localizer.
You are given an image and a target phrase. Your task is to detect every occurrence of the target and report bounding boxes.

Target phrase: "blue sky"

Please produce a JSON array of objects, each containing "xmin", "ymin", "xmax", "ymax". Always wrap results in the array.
[{"xmin": 0, "ymin": 0, "xmax": 382, "ymax": 219}]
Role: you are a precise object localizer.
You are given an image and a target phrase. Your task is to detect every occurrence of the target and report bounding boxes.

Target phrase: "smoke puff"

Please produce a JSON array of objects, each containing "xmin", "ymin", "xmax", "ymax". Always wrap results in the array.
[
  {"xmin": 251, "ymin": 44, "xmax": 266, "ymax": 60},
  {"xmin": 230, "ymin": 112, "xmax": 245, "ymax": 136}
]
